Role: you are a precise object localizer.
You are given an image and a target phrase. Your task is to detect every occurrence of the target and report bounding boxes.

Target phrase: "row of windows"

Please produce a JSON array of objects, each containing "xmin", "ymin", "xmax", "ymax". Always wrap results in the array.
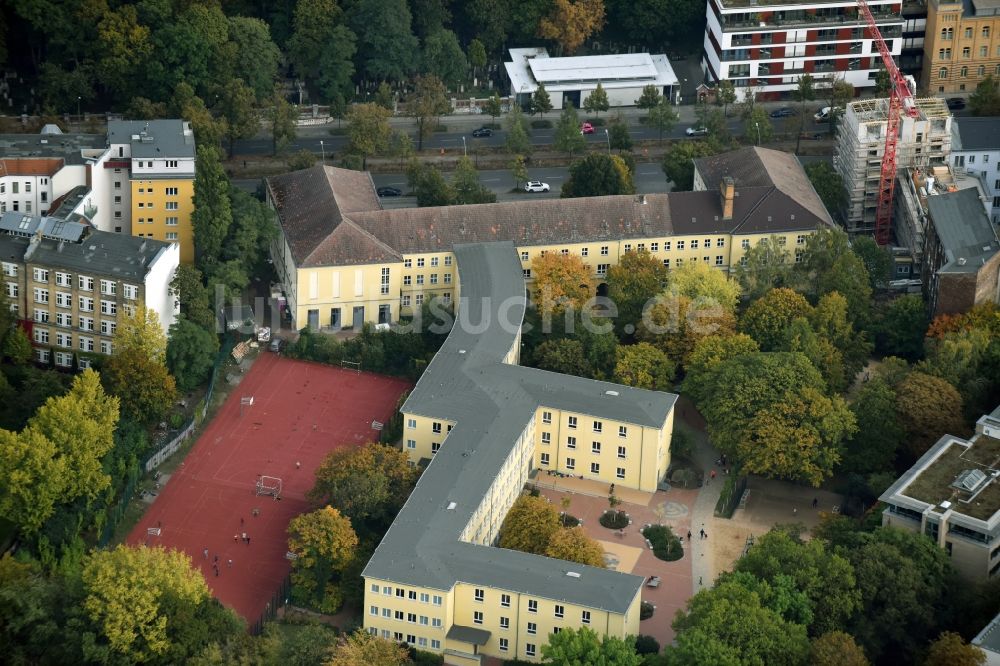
[
  {"xmin": 33, "ymin": 329, "xmax": 113, "ymax": 354},
  {"xmin": 540, "ymin": 455, "xmax": 626, "ymax": 477},
  {"xmin": 368, "ymin": 627, "xmax": 441, "ymax": 651},
  {"xmin": 133, "ymin": 160, "xmax": 180, "ymax": 169},
  {"xmin": 32, "ymin": 291, "xmax": 133, "ymax": 315},
  {"xmin": 400, "ymin": 293, "xmax": 452, "ymax": 307},
  {"xmin": 402, "ymin": 273, "xmax": 452, "ymax": 286},
  {"xmin": 370, "ymin": 583, "xmax": 444, "ymax": 606},
  {"xmin": 403, "ymin": 256, "xmax": 453, "ymax": 269},
  {"xmin": 28, "ymin": 271, "xmax": 138, "ymax": 297},
  {"xmin": 136, "ymin": 186, "xmax": 180, "ymax": 195},
  {"xmin": 136, "ymin": 216, "xmax": 180, "ymax": 226},
  {"xmin": 471, "ymin": 588, "xmax": 591, "ymax": 621},
  {"xmin": 0, "ymin": 180, "xmax": 41, "ymax": 194},
  {"xmin": 33, "ymin": 348, "xmax": 92, "ymax": 368},
  {"xmin": 939, "ymin": 64, "xmax": 1000, "ymax": 79},
  {"xmin": 31, "ymin": 310, "xmax": 109, "ymax": 331},
  {"xmin": 937, "ymin": 45, "xmax": 994, "ymax": 60},
  {"xmin": 940, "ymin": 26, "xmax": 991, "ymax": 41},
  {"xmin": 519, "ymin": 238, "xmax": 728, "ymax": 263},
  {"xmin": 540, "ymin": 435, "xmax": 630, "ymax": 457},
  {"xmin": 368, "ymin": 606, "xmax": 444, "ymax": 628}
]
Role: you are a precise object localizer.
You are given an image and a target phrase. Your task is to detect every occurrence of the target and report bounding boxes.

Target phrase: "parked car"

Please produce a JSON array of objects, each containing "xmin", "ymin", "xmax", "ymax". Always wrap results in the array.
[
  {"xmin": 471, "ymin": 127, "xmax": 493, "ymax": 137},
  {"xmin": 376, "ymin": 186, "xmax": 402, "ymax": 197},
  {"xmin": 685, "ymin": 126, "xmax": 708, "ymax": 136},
  {"xmin": 524, "ymin": 180, "xmax": 550, "ymax": 193},
  {"xmin": 580, "ymin": 122, "xmax": 595, "ymax": 134},
  {"xmin": 770, "ymin": 106, "xmax": 796, "ymax": 118},
  {"xmin": 946, "ymin": 97, "xmax": 966, "ymax": 110}
]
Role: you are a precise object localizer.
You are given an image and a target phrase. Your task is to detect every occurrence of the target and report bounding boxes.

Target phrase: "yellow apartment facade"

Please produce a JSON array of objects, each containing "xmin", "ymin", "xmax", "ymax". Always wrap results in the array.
[
  {"xmin": 923, "ymin": 0, "xmax": 1000, "ymax": 94},
  {"xmin": 0, "ymin": 212, "xmax": 179, "ymax": 367},
  {"xmin": 265, "ymin": 147, "xmax": 833, "ymax": 332}
]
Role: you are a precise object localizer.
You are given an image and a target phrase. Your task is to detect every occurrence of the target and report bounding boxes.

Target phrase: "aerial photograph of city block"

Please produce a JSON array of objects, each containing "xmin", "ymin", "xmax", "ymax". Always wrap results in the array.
[{"xmin": 0, "ymin": 0, "xmax": 999, "ymax": 664}]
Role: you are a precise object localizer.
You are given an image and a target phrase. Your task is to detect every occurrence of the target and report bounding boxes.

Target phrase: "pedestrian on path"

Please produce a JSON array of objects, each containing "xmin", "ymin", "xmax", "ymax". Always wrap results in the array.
[
  {"xmin": 687, "ymin": 530, "xmax": 692, "ymax": 541},
  {"xmin": 233, "ymin": 534, "xmax": 238, "ymax": 542},
  {"xmin": 227, "ymin": 559, "xmax": 233, "ymax": 568},
  {"xmin": 699, "ymin": 528, "xmax": 706, "ymax": 539},
  {"xmin": 698, "ymin": 576, "xmax": 702, "ymax": 586},
  {"xmin": 246, "ymin": 535, "xmax": 251, "ymax": 546},
  {"xmin": 242, "ymin": 532, "xmax": 247, "ymax": 543},
  {"xmin": 710, "ymin": 469, "xmax": 717, "ymax": 481},
  {"xmin": 812, "ymin": 497, "xmax": 819, "ymax": 509},
  {"xmin": 203, "ymin": 547, "xmax": 208, "ymax": 558}
]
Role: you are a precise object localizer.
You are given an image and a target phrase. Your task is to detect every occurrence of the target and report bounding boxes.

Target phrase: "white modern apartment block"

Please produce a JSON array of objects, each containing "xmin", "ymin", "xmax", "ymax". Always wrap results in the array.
[
  {"xmin": 950, "ymin": 116, "xmax": 1000, "ymax": 223},
  {"xmin": 702, "ymin": 0, "xmax": 905, "ymax": 100},
  {"xmin": 834, "ymin": 96, "xmax": 952, "ymax": 234}
]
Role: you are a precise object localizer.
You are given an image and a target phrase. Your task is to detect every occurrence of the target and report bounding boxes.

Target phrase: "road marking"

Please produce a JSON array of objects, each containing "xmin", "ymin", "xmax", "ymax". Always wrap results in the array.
[{"xmin": 482, "ymin": 178, "xmax": 502, "ymax": 182}]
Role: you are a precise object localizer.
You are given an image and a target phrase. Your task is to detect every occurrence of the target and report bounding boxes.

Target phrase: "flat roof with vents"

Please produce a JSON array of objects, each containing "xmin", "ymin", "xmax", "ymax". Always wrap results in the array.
[{"xmin": 505, "ymin": 48, "xmax": 677, "ymax": 95}]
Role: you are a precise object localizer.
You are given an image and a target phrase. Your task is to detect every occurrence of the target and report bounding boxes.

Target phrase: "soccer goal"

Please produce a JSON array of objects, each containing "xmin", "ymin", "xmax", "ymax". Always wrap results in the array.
[
  {"xmin": 256, "ymin": 475, "xmax": 282, "ymax": 498},
  {"xmin": 341, "ymin": 359, "xmax": 361, "ymax": 375}
]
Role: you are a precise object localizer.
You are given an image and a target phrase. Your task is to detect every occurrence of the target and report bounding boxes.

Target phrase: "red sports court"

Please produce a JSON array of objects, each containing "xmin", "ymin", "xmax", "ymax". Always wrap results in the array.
[{"xmin": 127, "ymin": 353, "xmax": 411, "ymax": 623}]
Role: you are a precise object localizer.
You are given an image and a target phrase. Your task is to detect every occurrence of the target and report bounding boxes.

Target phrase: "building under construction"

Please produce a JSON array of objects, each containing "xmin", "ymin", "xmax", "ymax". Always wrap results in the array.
[{"xmin": 834, "ymin": 97, "xmax": 952, "ymax": 235}]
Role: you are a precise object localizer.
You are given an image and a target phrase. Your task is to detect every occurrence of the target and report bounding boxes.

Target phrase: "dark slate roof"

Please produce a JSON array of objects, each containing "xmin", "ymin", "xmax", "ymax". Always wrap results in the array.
[
  {"xmin": 363, "ymin": 242, "xmax": 666, "ymax": 614},
  {"xmin": 0, "ymin": 133, "xmax": 106, "ymax": 165},
  {"xmin": 106, "ymin": 119, "xmax": 196, "ymax": 159},
  {"xmin": 953, "ymin": 117, "xmax": 1000, "ymax": 152},
  {"xmin": 446, "ymin": 625, "xmax": 492, "ymax": 645},
  {"xmin": 926, "ymin": 187, "xmax": 1000, "ymax": 274}
]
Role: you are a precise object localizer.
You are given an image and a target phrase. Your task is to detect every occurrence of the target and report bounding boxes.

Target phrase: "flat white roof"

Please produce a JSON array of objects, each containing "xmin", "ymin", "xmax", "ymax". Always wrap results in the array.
[{"xmin": 505, "ymin": 48, "xmax": 678, "ymax": 95}]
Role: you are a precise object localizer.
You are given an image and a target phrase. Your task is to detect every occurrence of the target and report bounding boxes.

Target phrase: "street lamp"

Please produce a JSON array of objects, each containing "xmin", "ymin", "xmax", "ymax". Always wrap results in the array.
[
  {"xmin": 76, "ymin": 96, "xmax": 81, "ymax": 118},
  {"xmin": 319, "ymin": 140, "xmax": 325, "ymax": 164},
  {"xmin": 461, "ymin": 136, "xmax": 467, "ymax": 156},
  {"xmin": 604, "ymin": 128, "xmax": 611, "ymax": 154},
  {"xmin": 754, "ymin": 122, "xmax": 761, "ymax": 146}
]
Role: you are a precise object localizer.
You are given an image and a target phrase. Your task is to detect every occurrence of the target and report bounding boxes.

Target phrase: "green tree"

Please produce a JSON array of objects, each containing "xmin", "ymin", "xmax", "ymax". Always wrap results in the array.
[
  {"xmin": 309, "ymin": 442, "xmax": 417, "ymax": 530},
  {"xmin": 824, "ymin": 77, "xmax": 854, "ymax": 134},
  {"xmin": 533, "ymin": 338, "xmax": 593, "ymax": 377},
  {"xmin": 744, "ymin": 106, "xmax": 773, "ymax": 145},
  {"xmin": 484, "ymin": 91, "xmax": 503, "ymax": 126},
  {"xmin": 669, "ymin": 260, "xmax": 741, "ymax": 312},
  {"xmin": 505, "ymin": 105, "xmax": 533, "ymax": 155},
  {"xmin": 583, "ymin": 82, "xmax": 610, "ymax": 117},
  {"xmin": 876, "ymin": 294, "xmax": 929, "ymax": 360},
  {"xmin": 422, "ymin": 29, "xmax": 467, "ymax": 88},
  {"xmin": 288, "ymin": 0, "xmax": 343, "ymax": 82},
  {"xmin": 661, "ymin": 140, "xmax": 719, "ymax": 190},
  {"xmin": 387, "ymin": 130, "xmax": 414, "ymax": 170},
  {"xmin": 736, "ymin": 235, "xmax": 794, "ymax": 300},
  {"xmin": 851, "ymin": 236, "xmax": 893, "ymax": 289},
  {"xmin": 608, "ymin": 116, "xmax": 633, "ymax": 152},
  {"xmin": 667, "ymin": 579, "xmax": 811, "ymax": 666},
  {"xmin": 530, "ymin": 252, "xmax": 593, "ymax": 317},
  {"xmin": 407, "ymin": 74, "xmax": 451, "ymax": 151},
  {"xmin": 316, "ymin": 25, "xmax": 357, "ymax": 105},
  {"xmin": 102, "ymin": 308, "xmax": 177, "ymax": 424},
  {"xmin": 924, "ymin": 632, "xmax": 987, "ymax": 666},
  {"xmin": 372, "ymin": 81, "xmax": 395, "ymax": 111},
  {"xmin": 969, "ymin": 74, "xmax": 1000, "ymax": 116},
  {"xmin": 811, "ymin": 631, "xmax": 870, "ymax": 666},
  {"xmin": 613, "ymin": 342, "xmax": 675, "ymax": 390},
  {"xmin": 227, "ymin": 17, "xmax": 281, "ymax": 101},
  {"xmin": 716, "ymin": 80, "xmax": 737, "ymax": 117},
  {"xmin": 172, "ymin": 82, "xmax": 225, "ymax": 148},
  {"xmin": 268, "ymin": 89, "xmax": 297, "ymax": 156},
  {"xmin": 841, "ymin": 378, "xmax": 904, "ymax": 474},
  {"xmin": 346, "ymin": 103, "xmax": 392, "ymax": 169},
  {"xmin": 510, "ymin": 154, "xmax": 529, "ymax": 189},
  {"xmin": 804, "ymin": 160, "xmax": 846, "ymax": 218},
  {"xmin": 452, "ymin": 156, "xmax": 497, "ymax": 204},
  {"xmin": 0, "ymin": 427, "xmax": 64, "ymax": 533},
  {"xmin": 0, "ymin": 555, "xmax": 63, "ymax": 664},
  {"xmin": 542, "ymin": 627, "xmax": 641, "ymax": 665},
  {"xmin": 348, "ymin": 0, "xmax": 419, "ymax": 82},
  {"xmin": 779, "ymin": 317, "xmax": 848, "ymax": 393},
  {"xmin": 735, "ymin": 528, "xmax": 861, "ymax": 635},
  {"xmin": 740, "ymin": 287, "xmax": 813, "ymax": 350},
  {"xmin": 561, "ymin": 153, "xmax": 634, "ymax": 197},
  {"xmin": 3, "ymin": 326, "xmax": 32, "ymax": 365},
  {"xmin": 792, "ymin": 74, "xmax": 816, "ymax": 154},
  {"xmin": 287, "ymin": 506, "xmax": 359, "ymax": 613},
  {"xmin": 554, "ymin": 102, "xmax": 587, "ymax": 156},
  {"xmin": 684, "ymin": 333, "xmax": 760, "ymax": 401},
  {"xmin": 895, "ymin": 371, "xmax": 966, "ymax": 460},
  {"xmin": 407, "ymin": 160, "xmax": 455, "ymax": 207},
  {"xmin": 167, "ymin": 317, "xmax": 220, "ymax": 393},
  {"xmin": 468, "ymin": 38, "xmax": 487, "ymax": 79},
  {"xmin": 498, "ymin": 495, "xmax": 561, "ymax": 555},
  {"xmin": 635, "ymin": 84, "xmax": 661, "ymax": 110},
  {"xmin": 219, "ymin": 78, "xmax": 259, "ymax": 159},
  {"xmin": 532, "ymin": 83, "xmax": 553, "ymax": 115},
  {"xmin": 192, "ymin": 146, "xmax": 234, "ymax": 274},
  {"xmin": 328, "ymin": 628, "xmax": 409, "ymax": 666},
  {"xmin": 638, "ymin": 296, "xmax": 737, "ymax": 367},
  {"xmin": 81, "ymin": 545, "xmax": 221, "ymax": 664},
  {"xmin": 544, "ymin": 526, "xmax": 606, "ymax": 568},
  {"xmin": 607, "ymin": 250, "xmax": 668, "ymax": 333},
  {"xmin": 94, "ymin": 5, "xmax": 153, "ymax": 98},
  {"xmin": 647, "ymin": 96, "xmax": 679, "ymax": 143}
]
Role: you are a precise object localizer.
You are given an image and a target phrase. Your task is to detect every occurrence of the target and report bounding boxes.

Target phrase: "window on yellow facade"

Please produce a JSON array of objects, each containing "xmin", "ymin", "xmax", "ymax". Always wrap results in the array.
[
  {"xmin": 581, "ymin": 610, "xmax": 591, "ymax": 624},
  {"xmin": 965, "ymin": 27, "xmax": 973, "ymax": 38},
  {"xmin": 501, "ymin": 594, "xmax": 511, "ymax": 607},
  {"xmin": 591, "ymin": 462, "xmax": 600, "ymax": 474}
]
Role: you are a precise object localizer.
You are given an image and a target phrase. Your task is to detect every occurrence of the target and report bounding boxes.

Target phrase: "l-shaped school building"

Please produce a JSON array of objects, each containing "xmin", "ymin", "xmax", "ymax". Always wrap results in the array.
[{"xmin": 263, "ymin": 148, "xmax": 833, "ymax": 664}]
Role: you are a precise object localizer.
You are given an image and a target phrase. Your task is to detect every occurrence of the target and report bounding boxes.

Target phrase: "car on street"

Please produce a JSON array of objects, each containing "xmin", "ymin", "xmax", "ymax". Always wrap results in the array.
[
  {"xmin": 685, "ymin": 126, "xmax": 708, "ymax": 136},
  {"xmin": 814, "ymin": 106, "xmax": 842, "ymax": 122},
  {"xmin": 524, "ymin": 180, "xmax": 550, "ymax": 193},
  {"xmin": 376, "ymin": 186, "xmax": 402, "ymax": 197},
  {"xmin": 770, "ymin": 107, "xmax": 796, "ymax": 118},
  {"xmin": 471, "ymin": 127, "xmax": 493, "ymax": 137},
  {"xmin": 580, "ymin": 122, "xmax": 595, "ymax": 134},
  {"xmin": 946, "ymin": 97, "xmax": 966, "ymax": 110}
]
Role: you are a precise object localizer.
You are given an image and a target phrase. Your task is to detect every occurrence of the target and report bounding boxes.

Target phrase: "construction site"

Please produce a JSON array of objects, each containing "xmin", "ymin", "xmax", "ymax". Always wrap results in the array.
[{"xmin": 834, "ymin": 97, "xmax": 953, "ymax": 235}]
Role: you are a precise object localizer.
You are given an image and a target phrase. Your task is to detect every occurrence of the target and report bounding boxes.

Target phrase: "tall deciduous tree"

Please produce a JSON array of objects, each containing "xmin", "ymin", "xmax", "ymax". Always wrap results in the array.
[
  {"xmin": 970, "ymin": 74, "xmax": 1000, "ymax": 116},
  {"xmin": 505, "ymin": 105, "xmax": 533, "ymax": 154},
  {"xmin": 287, "ymin": 506, "xmax": 359, "ymax": 613},
  {"xmin": 509, "ymin": 154, "xmax": 529, "ymax": 189},
  {"xmin": 268, "ymin": 89, "xmax": 298, "ymax": 156},
  {"xmin": 542, "ymin": 627, "xmax": 641, "ymax": 665},
  {"xmin": 316, "ymin": 25, "xmax": 357, "ymax": 106},
  {"xmin": 407, "ymin": 74, "xmax": 451, "ymax": 151},
  {"xmin": 192, "ymin": 145, "xmax": 234, "ymax": 273},
  {"xmin": 538, "ymin": 0, "xmax": 607, "ymax": 55},
  {"xmin": 171, "ymin": 265, "xmax": 216, "ymax": 331},
  {"xmin": 167, "ymin": 317, "xmax": 220, "ymax": 393},
  {"xmin": 532, "ymin": 338, "xmax": 593, "ymax": 377},
  {"xmin": 529, "ymin": 252, "xmax": 593, "ymax": 318},
  {"xmin": 219, "ymin": 78, "xmax": 259, "ymax": 159},
  {"xmin": 638, "ymin": 296, "xmax": 737, "ymax": 367},
  {"xmin": 661, "ymin": 140, "xmax": 719, "ymax": 190},
  {"xmin": 227, "ymin": 17, "xmax": 281, "ymax": 101},
  {"xmin": 103, "ymin": 308, "xmax": 177, "ymax": 424},
  {"xmin": 792, "ymin": 74, "xmax": 816, "ymax": 154},
  {"xmin": 328, "ymin": 628, "xmax": 409, "ymax": 666},
  {"xmin": 554, "ymin": 102, "xmax": 587, "ymax": 156},
  {"xmin": 613, "ymin": 343, "xmax": 675, "ymax": 390},
  {"xmin": 923, "ymin": 632, "xmax": 987, "ymax": 666},
  {"xmin": 635, "ymin": 84, "xmax": 661, "ymax": 110},
  {"xmin": 739, "ymin": 287, "xmax": 813, "ymax": 350},
  {"xmin": 452, "ymin": 156, "xmax": 496, "ymax": 204},
  {"xmin": 811, "ymin": 631, "xmax": 870, "ymax": 666},
  {"xmin": 583, "ymin": 82, "xmax": 610, "ymax": 117},
  {"xmin": 561, "ymin": 153, "xmax": 634, "ymax": 197},
  {"xmin": 545, "ymin": 526, "xmax": 607, "ymax": 568},
  {"xmin": 422, "ymin": 29, "xmax": 467, "ymax": 88},
  {"xmin": 407, "ymin": 160, "xmax": 455, "ymax": 207},
  {"xmin": 668, "ymin": 260, "xmax": 741, "ymax": 313},
  {"xmin": 716, "ymin": 79, "xmax": 737, "ymax": 117},
  {"xmin": 346, "ymin": 103, "xmax": 392, "ymax": 169},
  {"xmin": 606, "ymin": 250, "xmax": 667, "ymax": 332},
  {"xmin": 0, "ymin": 427, "xmax": 64, "ymax": 533},
  {"xmin": 348, "ymin": 0, "xmax": 419, "ymax": 82},
  {"xmin": 499, "ymin": 495, "xmax": 561, "ymax": 555},
  {"xmin": 468, "ymin": 38, "xmax": 487, "ymax": 79},
  {"xmin": 851, "ymin": 236, "xmax": 893, "ymax": 290},
  {"xmin": 737, "ymin": 235, "xmax": 794, "ymax": 300},
  {"xmin": 895, "ymin": 371, "xmax": 966, "ymax": 460},
  {"xmin": 804, "ymin": 160, "xmax": 847, "ymax": 221},
  {"xmin": 647, "ymin": 97, "xmax": 679, "ymax": 143},
  {"xmin": 608, "ymin": 116, "xmax": 633, "ymax": 152},
  {"xmin": 875, "ymin": 294, "xmax": 928, "ymax": 360},
  {"xmin": 841, "ymin": 378, "xmax": 904, "ymax": 474},
  {"xmin": 744, "ymin": 106, "xmax": 773, "ymax": 145}
]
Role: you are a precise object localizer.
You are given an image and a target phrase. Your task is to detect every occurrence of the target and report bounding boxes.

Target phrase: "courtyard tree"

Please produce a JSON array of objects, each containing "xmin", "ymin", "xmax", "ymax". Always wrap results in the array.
[
  {"xmin": 192, "ymin": 145, "xmax": 234, "ymax": 273},
  {"xmin": 498, "ymin": 495, "xmax": 560, "ymax": 555},
  {"xmin": 287, "ymin": 506, "xmax": 359, "ymax": 612},
  {"xmin": 327, "ymin": 628, "xmax": 409, "ymax": 666},
  {"xmin": 923, "ymin": 632, "xmax": 987, "ymax": 666},
  {"xmin": 532, "ymin": 338, "xmax": 593, "ymax": 377},
  {"xmin": 637, "ymin": 295, "xmax": 737, "ymax": 367},
  {"xmin": 529, "ymin": 252, "xmax": 593, "ymax": 318},
  {"xmin": 841, "ymin": 378, "xmax": 904, "ymax": 474},
  {"xmin": 969, "ymin": 74, "xmax": 1000, "ymax": 116},
  {"xmin": 545, "ymin": 526, "xmax": 606, "ymax": 568},
  {"xmin": 606, "ymin": 249, "xmax": 668, "ymax": 333},
  {"xmin": 683, "ymin": 333, "xmax": 760, "ymax": 402},
  {"xmin": 668, "ymin": 260, "xmax": 741, "ymax": 313},
  {"xmin": 811, "ymin": 632, "xmax": 870, "ymax": 666},
  {"xmin": 739, "ymin": 287, "xmax": 813, "ymax": 350},
  {"xmin": 613, "ymin": 342, "xmax": 675, "ymax": 391},
  {"xmin": 851, "ymin": 236, "xmax": 893, "ymax": 290},
  {"xmin": 167, "ymin": 317, "xmax": 220, "ymax": 393},
  {"xmin": 895, "ymin": 371, "xmax": 966, "ymax": 460},
  {"xmin": 736, "ymin": 235, "xmax": 794, "ymax": 300},
  {"xmin": 102, "ymin": 307, "xmax": 177, "ymax": 424},
  {"xmin": 661, "ymin": 140, "xmax": 719, "ymax": 190},
  {"xmin": 346, "ymin": 103, "xmax": 392, "ymax": 170},
  {"xmin": 876, "ymin": 294, "xmax": 929, "ymax": 360},
  {"xmin": 583, "ymin": 82, "xmax": 610, "ymax": 117},
  {"xmin": 542, "ymin": 627, "xmax": 641, "ymax": 665},
  {"xmin": 0, "ymin": 428, "xmax": 64, "ymax": 533}
]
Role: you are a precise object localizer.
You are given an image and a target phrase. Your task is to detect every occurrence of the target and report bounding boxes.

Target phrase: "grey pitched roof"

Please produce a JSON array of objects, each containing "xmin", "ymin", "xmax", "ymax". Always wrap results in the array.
[
  {"xmin": 363, "ymin": 242, "xmax": 670, "ymax": 614},
  {"xmin": 926, "ymin": 187, "xmax": 1000, "ymax": 273},
  {"xmin": 953, "ymin": 117, "xmax": 1000, "ymax": 152},
  {"xmin": 106, "ymin": 119, "xmax": 196, "ymax": 159}
]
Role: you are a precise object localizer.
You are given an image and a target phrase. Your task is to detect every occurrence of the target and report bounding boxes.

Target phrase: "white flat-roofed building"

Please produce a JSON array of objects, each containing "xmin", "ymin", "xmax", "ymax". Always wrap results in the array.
[{"xmin": 504, "ymin": 48, "xmax": 680, "ymax": 110}]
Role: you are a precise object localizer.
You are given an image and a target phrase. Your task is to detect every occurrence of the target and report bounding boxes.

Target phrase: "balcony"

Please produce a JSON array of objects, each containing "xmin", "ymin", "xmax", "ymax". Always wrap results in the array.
[{"xmin": 721, "ymin": 10, "xmax": 902, "ymax": 33}]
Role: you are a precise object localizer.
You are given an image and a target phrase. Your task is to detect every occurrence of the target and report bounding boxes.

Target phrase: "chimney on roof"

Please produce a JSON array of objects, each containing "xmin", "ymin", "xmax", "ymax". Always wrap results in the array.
[{"xmin": 720, "ymin": 176, "xmax": 735, "ymax": 221}]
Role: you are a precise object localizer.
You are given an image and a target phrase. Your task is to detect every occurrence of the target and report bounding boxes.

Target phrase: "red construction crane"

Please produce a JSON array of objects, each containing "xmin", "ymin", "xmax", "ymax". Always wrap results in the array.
[{"xmin": 856, "ymin": 0, "xmax": 918, "ymax": 246}]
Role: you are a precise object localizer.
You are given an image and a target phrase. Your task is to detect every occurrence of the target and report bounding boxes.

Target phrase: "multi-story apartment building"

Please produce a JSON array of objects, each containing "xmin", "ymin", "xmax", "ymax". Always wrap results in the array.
[
  {"xmin": 0, "ymin": 121, "xmax": 196, "ymax": 263},
  {"xmin": 922, "ymin": 0, "xmax": 1000, "ymax": 94},
  {"xmin": 0, "ymin": 212, "xmax": 179, "ymax": 368},
  {"xmin": 881, "ymin": 404, "xmax": 1000, "ymax": 581},
  {"xmin": 264, "ymin": 148, "xmax": 833, "ymax": 330},
  {"xmin": 835, "ymin": 96, "xmax": 952, "ymax": 233},
  {"xmin": 951, "ymin": 116, "xmax": 1000, "ymax": 223},
  {"xmin": 363, "ymin": 242, "xmax": 675, "ymax": 664},
  {"xmin": 701, "ymin": 0, "xmax": 904, "ymax": 100},
  {"xmin": 901, "ymin": 0, "xmax": 929, "ymax": 75}
]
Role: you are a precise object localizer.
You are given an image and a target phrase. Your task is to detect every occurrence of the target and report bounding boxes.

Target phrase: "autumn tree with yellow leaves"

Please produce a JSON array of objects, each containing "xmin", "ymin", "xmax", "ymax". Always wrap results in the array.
[
  {"xmin": 287, "ymin": 506, "xmax": 359, "ymax": 613},
  {"xmin": 538, "ymin": 0, "xmax": 607, "ymax": 55},
  {"xmin": 101, "ymin": 306, "xmax": 176, "ymax": 424},
  {"xmin": 529, "ymin": 252, "xmax": 594, "ymax": 321}
]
